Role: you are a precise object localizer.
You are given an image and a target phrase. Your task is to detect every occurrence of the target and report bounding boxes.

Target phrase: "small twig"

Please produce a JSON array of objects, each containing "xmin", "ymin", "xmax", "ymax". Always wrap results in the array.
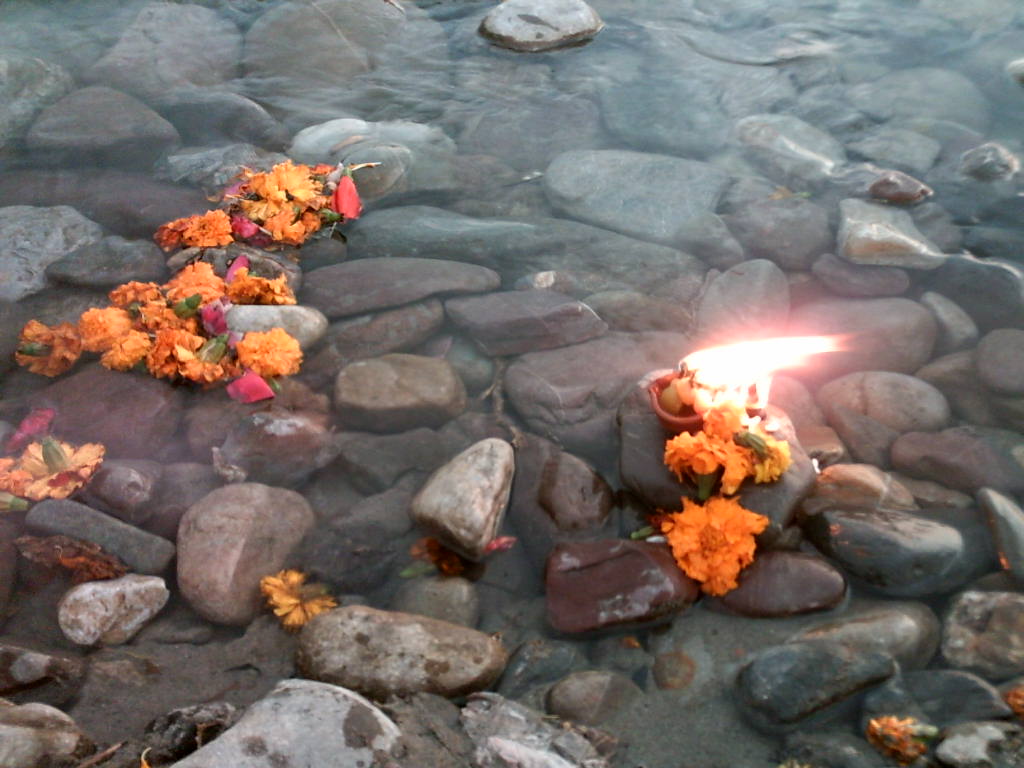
[{"xmin": 76, "ymin": 742, "xmax": 125, "ymax": 768}]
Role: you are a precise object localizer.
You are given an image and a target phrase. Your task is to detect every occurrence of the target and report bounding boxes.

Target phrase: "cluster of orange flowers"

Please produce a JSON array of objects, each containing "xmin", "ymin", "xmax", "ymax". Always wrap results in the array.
[
  {"xmin": 0, "ymin": 437, "xmax": 104, "ymax": 506},
  {"xmin": 14, "ymin": 261, "xmax": 303, "ymax": 390},
  {"xmin": 154, "ymin": 160, "xmax": 364, "ymax": 251},
  {"xmin": 866, "ymin": 716, "xmax": 937, "ymax": 764},
  {"xmin": 259, "ymin": 569, "xmax": 337, "ymax": 631},
  {"xmin": 663, "ymin": 400, "xmax": 791, "ymax": 498}
]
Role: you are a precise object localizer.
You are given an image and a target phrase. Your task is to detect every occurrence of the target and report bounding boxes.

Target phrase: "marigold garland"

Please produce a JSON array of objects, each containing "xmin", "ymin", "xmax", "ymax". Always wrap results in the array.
[
  {"xmin": 154, "ymin": 209, "xmax": 234, "ymax": 251},
  {"xmin": 108, "ymin": 281, "xmax": 163, "ymax": 307},
  {"xmin": 78, "ymin": 307, "xmax": 135, "ymax": 353},
  {"xmin": 226, "ymin": 267, "xmax": 296, "ymax": 305},
  {"xmin": 163, "ymin": 261, "xmax": 227, "ymax": 307},
  {"xmin": 659, "ymin": 496, "xmax": 768, "ymax": 595},
  {"xmin": 100, "ymin": 330, "xmax": 152, "ymax": 372}
]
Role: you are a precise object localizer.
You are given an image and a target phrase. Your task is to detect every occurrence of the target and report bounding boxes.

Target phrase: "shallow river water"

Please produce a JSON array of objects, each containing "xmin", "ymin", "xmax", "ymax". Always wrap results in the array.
[{"xmin": 2, "ymin": 1, "xmax": 1024, "ymax": 767}]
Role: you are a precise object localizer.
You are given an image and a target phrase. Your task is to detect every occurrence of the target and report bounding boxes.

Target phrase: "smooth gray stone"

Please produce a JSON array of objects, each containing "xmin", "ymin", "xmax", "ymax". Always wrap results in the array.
[
  {"xmin": 975, "ymin": 328, "xmax": 1024, "ymax": 395},
  {"xmin": 891, "ymin": 426, "xmax": 1024, "ymax": 494},
  {"xmin": 735, "ymin": 113, "xmax": 846, "ymax": 189},
  {"xmin": 919, "ymin": 291, "xmax": 979, "ymax": 354},
  {"xmin": 925, "ymin": 253, "xmax": 1024, "ymax": 331},
  {"xmin": 45, "ymin": 235, "xmax": 166, "ymax": 287},
  {"xmin": 979, "ymin": 488, "xmax": 1024, "ymax": 583},
  {"xmin": 817, "ymin": 371, "xmax": 951, "ymax": 434},
  {"xmin": 847, "ymin": 67, "xmax": 990, "ymax": 133},
  {"xmin": 942, "ymin": 591, "xmax": 1024, "ymax": 680},
  {"xmin": 695, "ymin": 259, "xmax": 790, "ymax": 344},
  {"xmin": 837, "ymin": 199, "xmax": 946, "ymax": 270},
  {"xmin": 847, "ymin": 127, "xmax": 941, "ymax": 174},
  {"xmin": 724, "ymin": 197, "xmax": 831, "ymax": 270},
  {"xmin": 543, "ymin": 149, "xmax": 731, "ymax": 247},
  {"xmin": 479, "ymin": 0, "xmax": 604, "ymax": 52},
  {"xmin": 863, "ymin": 669, "xmax": 1012, "ymax": 730},
  {"xmin": 26, "ymin": 499, "xmax": 175, "ymax": 575},
  {"xmin": 0, "ymin": 55, "xmax": 73, "ymax": 151},
  {"xmin": 811, "ymin": 253, "xmax": 909, "ymax": 298}
]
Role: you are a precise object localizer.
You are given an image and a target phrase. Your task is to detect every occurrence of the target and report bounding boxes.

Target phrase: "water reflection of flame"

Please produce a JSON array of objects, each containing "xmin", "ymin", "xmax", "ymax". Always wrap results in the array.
[{"xmin": 680, "ymin": 335, "xmax": 847, "ymax": 411}]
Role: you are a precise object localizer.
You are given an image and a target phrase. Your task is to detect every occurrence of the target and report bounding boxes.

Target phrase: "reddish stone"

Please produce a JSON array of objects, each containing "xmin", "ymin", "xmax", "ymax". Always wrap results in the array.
[
  {"xmin": 545, "ymin": 540, "xmax": 698, "ymax": 634},
  {"xmin": 717, "ymin": 551, "xmax": 847, "ymax": 617}
]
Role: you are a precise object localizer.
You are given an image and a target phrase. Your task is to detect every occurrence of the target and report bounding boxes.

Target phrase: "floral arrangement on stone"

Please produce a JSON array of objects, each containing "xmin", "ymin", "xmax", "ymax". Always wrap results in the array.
[
  {"xmin": 640, "ymin": 338, "xmax": 840, "ymax": 596},
  {"xmin": 865, "ymin": 716, "xmax": 937, "ymax": 765},
  {"xmin": 0, "ymin": 408, "xmax": 105, "ymax": 512},
  {"xmin": 154, "ymin": 160, "xmax": 367, "ymax": 251},
  {"xmin": 14, "ymin": 257, "xmax": 303, "ymax": 404}
]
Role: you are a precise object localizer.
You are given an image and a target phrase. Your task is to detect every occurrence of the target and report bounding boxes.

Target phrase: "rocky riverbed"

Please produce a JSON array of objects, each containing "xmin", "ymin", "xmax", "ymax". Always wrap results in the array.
[{"xmin": 4, "ymin": 0, "xmax": 1024, "ymax": 766}]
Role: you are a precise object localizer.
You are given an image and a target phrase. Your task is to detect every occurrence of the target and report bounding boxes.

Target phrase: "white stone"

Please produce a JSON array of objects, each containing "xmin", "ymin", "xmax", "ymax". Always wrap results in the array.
[
  {"xmin": 226, "ymin": 304, "xmax": 328, "ymax": 349},
  {"xmin": 480, "ymin": 0, "xmax": 604, "ymax": 53},
  {"xmin": 411, "ymin": 438, "xmax": 514, "ymax": 560},
  {"xmin": 57, "ymin": 574, "xmax": 169, "ymax": 646}
]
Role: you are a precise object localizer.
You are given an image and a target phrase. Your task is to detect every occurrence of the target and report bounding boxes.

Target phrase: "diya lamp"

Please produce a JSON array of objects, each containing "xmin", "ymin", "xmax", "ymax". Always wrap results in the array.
[{"xmin": 648, "ymin": 336, "xmax": 846, "ymax": 434}]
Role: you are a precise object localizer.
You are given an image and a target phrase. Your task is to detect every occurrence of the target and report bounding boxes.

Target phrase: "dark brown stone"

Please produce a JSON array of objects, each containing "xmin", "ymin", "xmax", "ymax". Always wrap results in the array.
[
  {"xmin": 716, "ymin": 551, "xmax": 846, "ymax": 618},
  {"xmin": 545, "ymin": 540, "xmax": 698, "ymax": 634}
]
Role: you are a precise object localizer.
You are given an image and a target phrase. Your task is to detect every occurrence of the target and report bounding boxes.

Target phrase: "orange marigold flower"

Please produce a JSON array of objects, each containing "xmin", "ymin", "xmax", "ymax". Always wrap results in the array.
[
  {"xmin": 300, "ymin": 209, "xmax": 323, "ymax": 235},
  {"xmin": 262, "ymin": 208, "xmax": 308, "ymax": 246},
  {"xmin": 235, "ymin": 327, "xmax": 302, "ymax": 378},
  {"xmin": 701, "ymin": 401, "xmax": 746, "ymax": 442},
  {"xmin": 14, "ymin": 320, "xmax": 82, "ymax": 377},
  {"xmin": 145, "ymin": 328, "xmax": 205, "ymax": 379},
  {"xmin": 226, "ymin": 267, "xmax": 296, "ymax": 305},
  {"xmin": 18, "ymin": 437, "xmax": 105, "ymax": 501},
  {"xmin": 78, "ymin": 308, "xmax": 135, "ymax": 353},
  {"xmin": 1005, "ymin": 686, "xmax": 1024, "ymax": 718},
  {"xmin": 108, "ymin": 281, "xmax": 164, "ymax": 307},
  {"xmin": 135, "ymin": 301, "xmax": 199, "ymax": 334},
  {"xmin": 659, "ymin": 496, "xmax": 768, "ymax": 595},
  {"xmin": 100, "ymin": 330, "xmax": 152, "ymax": 371},
  {"xmin": 410, "ymin": 537, "xmax": 466, "ymax": 576},
  {"xmin": 181, "ymin": 210, "xmax": 234, "ymax": 249},
  {"xmin": 0, "ymin": 458, "xmax": 32, "ymax": 497},
  {"xmin": 259, "ymin": 569, "xmax": 337, "ymax": 631},
  {"xmin": 163, "ymin": 261, "xmax": 227, "ymax": 307},
  {"xmin": 664, "ymin": 431, "xmax": 754, "ymax": 495},
  {"xmin": 866, "ymin": 716, "xmax": 936, "ymax": 765}
]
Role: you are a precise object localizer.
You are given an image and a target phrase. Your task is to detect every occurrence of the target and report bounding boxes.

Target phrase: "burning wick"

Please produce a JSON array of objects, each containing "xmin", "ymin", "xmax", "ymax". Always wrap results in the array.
[{"xmin": 663, "ymin": 335, "xmax": 846, "ymax": 424}]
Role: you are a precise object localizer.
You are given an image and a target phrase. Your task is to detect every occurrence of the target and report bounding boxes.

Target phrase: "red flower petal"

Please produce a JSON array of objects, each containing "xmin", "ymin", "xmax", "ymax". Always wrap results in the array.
[
  {"xmin": 224, "ymin": 253, "xmax": 250, "ymax": 282},
  {"xmin": 483, "ymin": 536, "xmax": 517, "ymax": 554},
  {"xmin": 226, "ymin": 370, "xmax": 275, "ymax": 403},
  {"xmin": 331, "ymin": 175, "xmax": 363, "ymax": 220},
  {"xmin": 6, "ymin": 408, "xmax": 56, "ymax": 452}
]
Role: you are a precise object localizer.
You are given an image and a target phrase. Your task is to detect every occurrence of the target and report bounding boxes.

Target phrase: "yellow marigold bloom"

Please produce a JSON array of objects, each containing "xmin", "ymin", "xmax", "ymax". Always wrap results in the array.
[
  {"xmin": 108, "ymin": 281, "xmax": 164, "ymax": 307},
  {"xmin": 659, "ymin": 496, "xmax": 768, "ymax": 596},
  {"xmin": 100, "ymin": 330, "xmax": 152, "ymax": 372},
  {"xmin": 78, "ymin": 307, "xmax": 134, "ymax": 353},
  {"xmin": 238, "ymin": 196, "xmax": 287, "ymax": 223},
  {"xmin": 146, "ymin": 328, "xmax": 205, "ymax": 379},
  {"xmin": 753, "ymin": 435, "xmax": 791, "ymax": 484},
  {"xmin": 163, "ymin": 261, "xmax": 227, "ymax": 307},
  {"xmin": 14, "ymin": 320, "xmax": 82, "ymax": 377},
  {"xmin": 135, "ymin": 301, "xmax": 199, "ymax": 334},
  {"xmin": 226, "ymin": 267, "xmax": 296, "ymax": 305},
  {"xmin": 235, "ymin": 327, "xmax": 302, "ymax": 378},
  {"xmin": 866, "ymin": 716, "xmax": 934, "ymax": 765},
  {"xmin": 18, "ymin": 438, "xmax": 105, "ymax": 501},
  {"xmin": 260, "ymin": 569, "xmax": 337, "ymax": 631}
]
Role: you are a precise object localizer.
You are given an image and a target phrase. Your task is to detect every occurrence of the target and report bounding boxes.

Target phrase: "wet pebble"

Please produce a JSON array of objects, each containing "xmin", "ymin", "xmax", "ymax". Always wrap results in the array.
[
  {"xmin": 723, "ymin": 197, "xmax": 831, "ymax": 271},
  {"xmin": 942, "ymin": 591, "xmax": 1024, "ymax": 680},
  {"xmin": 0, "ymin": 642, "xmax": 85, "ymax": 706},
  {"xmin": 818, "ymin": 370, "xmax": 951, "ymax": 434},
  {"xmin": 916, "ymin": 351, "xmax": 999, "ymax": 426},
  {"xmin": 583, "ymin": 290, "xmax": 695, "ymax": 333},
  {"xmin": 802, "ymin": 463, "xmax": 917, "ymax": 515},
  {"xmin": 546, "ymin": 670, "xmax": 642, "ymax": 726},
  {"xmin": 45, "ymin": 235, "xmax": 166, "ymax": 287},
  {"xmin": 497, "ymin": 636, "xmax": 587, "ymax": 702},
  {"xmin": 651, "ymin": 650, "xmax": 697, "ymax": 690},
  {"xmin": 735, "ymin": 113, "xmax": 846, "ymax": 189},
  {"xmin": 717, "ymin": 551, "xmax": 847, "ymax": 618},
  {"xmin": 79, "ymin": 458, "xmax": 162, "ymax": 526},
  {"xmin": 0, "ymin": 702, "xmax": 93, "ymax": 768},
  {"xmin": 0, "ymin": 55, "xmax": 72, "ymax": 151},
  {"xmin": 334, "ymin": 353, "xmax": 467, "ymax": 433},
  {"xmin": 919, "ymin": 290, "xmax": 979, "ymax": 354},
  {"xmin": 736, "ymin": 639, "xmax": 896, "ymax": 733},
  {"xmin": 811, "ymin": 252, "xmax": 910, "ymax": 298},
  {"xmin": 925, "ymin": 253, "xmax": 1024, "ymax": 331},
  {"xmin": 793, "ymin": 601, "xmax": 940, "ymax": 671},
  {"xmin": 787, "ymin": 297, "xmax": 937, "ymax": 381},
  {"xmin": 850, "ymin": 128, "xmax": 940, "ymax": 175},
  {"xmin": 479, "ymin": 0, "xmax": 604, "ymax": 52},
  {"xmin": 935, "ymin": 721, "xmax": 1024, "ymax": 768},
  {"xmin": 143, "ymin": 461, "xmax": 223, "ymax": 540},
  {"xmin": 298, "ymin": 605, "xmax": 508, "ymax": 699},
  {"xmin": 57, "ymin": 574, "xmax": 169, "ymax": 646},
  {"xmin": 302, "ymin": 257, "xmax": 499, "ymax": 319},
  {"xmin": 866, "ymin": 170, "xmax": 934, "ymax": 204},
  {"xmin": 225, "ymin": 304, "xmax": 328, "ymax": 350},
  {"xmin": 176, "ymin": 483, "xmax": 314, "ymax": 625},
  {"xmin": 891, "ymin": 426, "xmax": 1024, "ymax": 493},
  {"xmin": 892, "ymin": 473, "xmax": 973, "ymax": 509},
  {"xmin": 959, "ymin": 141, "xmax": 1020, "ymax": 182},
  {"xmin": 837, "ymin": 198, "xmax": 946, "ymax": 270},
  {"xmin": 862, "ymin": 669, "xmax": 1011, "ymax": 729},
  {"xmin": 802, "ymin": 507, "xmax": 969, "ymax": 597},
  {"xmin": 410, "ymin": 437, "xmax": 514, "ymax": 560},
  {"xmin": 26, "ymin": 498, "xmax": 175, "ymax": 575},
  {"xmin": 696, "ymin": 259, "xmax": 790, "ymax": 342},
  {"xmin": 979, "ymin": 487, "xmax": 1024, "ymax": 583},
  {"xmin": 975, "ymin": 328, "xmax": 1024, "ymax": 395},
  {"xmin": 390, "ymin": 576, "xmax": 480, "ymax": 628},
  {"xmin": 169, "ymin": 679, "xmax": 400, "ymax": 768},
  {"xmin": 545, "ymin": 540, "xmax": 699, "ymax": 634},
  {"xmin": 445, "ymin": 289, "xmax": 607, "ymax": 356}
]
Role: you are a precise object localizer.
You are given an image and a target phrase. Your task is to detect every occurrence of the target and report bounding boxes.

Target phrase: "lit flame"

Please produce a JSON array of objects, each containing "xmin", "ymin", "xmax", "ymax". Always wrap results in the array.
[{"xmin": 680, "ymin": 335, "xmax": 846, "ymax": 413}]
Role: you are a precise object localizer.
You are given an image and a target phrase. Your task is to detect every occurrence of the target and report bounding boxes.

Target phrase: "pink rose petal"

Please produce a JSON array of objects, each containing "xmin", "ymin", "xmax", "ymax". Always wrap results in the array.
[
  {"xmin": 200, "ymin": 297, "xmax": 231, "ymax": 336},
  {"xmin": 6, "ymin": 408, "xmax": 56, "ymax": 452},
  {"xmin": 226, "ymin": 370, "xmax": 275, "ymax": 403},
  {"xmin": 224, "ymin": 253, "xmax": 251, "ymax": 282}
]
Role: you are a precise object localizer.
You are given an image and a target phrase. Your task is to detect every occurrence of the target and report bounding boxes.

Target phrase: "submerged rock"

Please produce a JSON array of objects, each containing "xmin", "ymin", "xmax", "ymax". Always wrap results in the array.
[
  {"xmin": 942, "ymin": 591, "xmax": 1024, "ymax": 680},
  {"xmin": 480, "ymin": 0, "xmax": 603, "ymax": 53},
  {"xmin": 717, "ymin": 551, "xmax": 847, "ymax": 618},
  {"xmin": 57, "ymin": 574, "xmax": 169, "ymax": 646},
  {"xmin": 837, "ymin": 199, "xmax": 946, "ymax": 270},
  {"xmin": 0, "ymin": 702, "xmax": 93, "ymax": 768},
  {"xmin": 297, "ymin": 605, "xmax": 508, "ymax": 699}
]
